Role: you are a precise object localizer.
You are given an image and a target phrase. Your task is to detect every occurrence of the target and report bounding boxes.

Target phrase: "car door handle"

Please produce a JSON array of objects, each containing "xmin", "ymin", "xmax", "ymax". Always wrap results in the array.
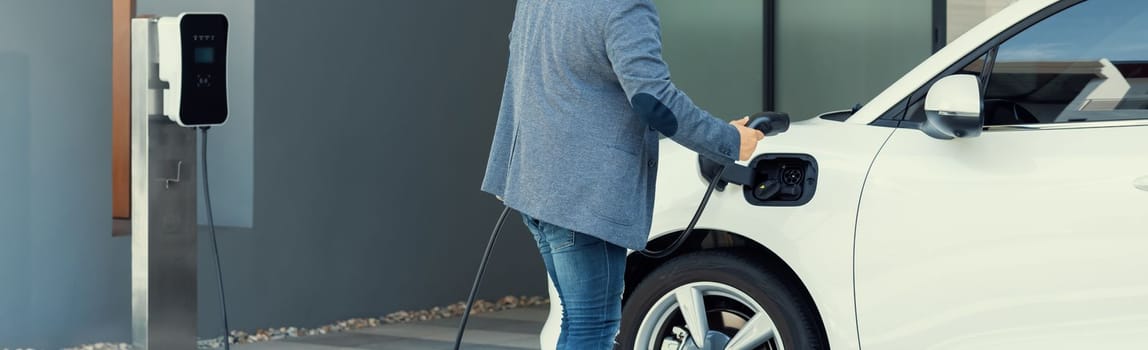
[{"xmin": 1136, "ymin": 176, "xmax": 1148, "ymax": 192}]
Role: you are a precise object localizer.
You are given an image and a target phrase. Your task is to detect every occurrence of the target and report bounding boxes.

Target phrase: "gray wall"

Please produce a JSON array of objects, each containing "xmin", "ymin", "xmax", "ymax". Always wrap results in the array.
[
  {"xmin": 652, "ymin": 0, "xmax": 933, "ymax": 122},
  {"xmin": 1, "ymin": 0, "xmax": 546, "ymax": 346},
  {"xmin": 656, "ymin": 0, "xmax": 764, "ymax": 119},
  {"xmin": 0, "ymin": 49, "xmax": 32, "ymax": 350},
  {"xmin": 0, "ymin": 1, "xmax": 131, "ymax": 348},
  {"xmin": 776, "ymin": 0, "xmax": 934, "ymax": 120},
  {"xmin": 197, "ymin": 0, "xmax": 546, "ymax": 338}
]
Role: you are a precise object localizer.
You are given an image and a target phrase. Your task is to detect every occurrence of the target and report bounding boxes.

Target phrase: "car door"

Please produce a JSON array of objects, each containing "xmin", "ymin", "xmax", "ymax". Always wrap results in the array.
[{"xmin": 855, "ymin": 1, "xmax": 1148, "ymax": 348}]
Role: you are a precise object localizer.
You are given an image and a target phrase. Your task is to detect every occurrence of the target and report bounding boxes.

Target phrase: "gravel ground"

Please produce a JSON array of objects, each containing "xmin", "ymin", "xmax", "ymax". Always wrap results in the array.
[
  {"xmin": 62, "ymin": 345, "xmax": 132, "ymax": 350},
  {"xmin": 61, "ymin": 295, "xmax": 548, "ymax": 350}
]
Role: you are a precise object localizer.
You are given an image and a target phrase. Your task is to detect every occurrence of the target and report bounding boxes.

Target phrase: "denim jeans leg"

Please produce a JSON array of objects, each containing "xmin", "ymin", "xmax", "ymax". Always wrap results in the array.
[
  {"xmin": 522, "ymin": 214, "xmax": 568, "ymax": 349},
  {"xmin": 522, "ymin": 214, "xmax": 626, "ymax": 350}
]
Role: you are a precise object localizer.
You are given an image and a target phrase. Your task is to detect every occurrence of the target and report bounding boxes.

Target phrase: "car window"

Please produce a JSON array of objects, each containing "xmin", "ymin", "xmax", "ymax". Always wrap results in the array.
[{"xmin": 983, "ymin": 0, "xmax": 1148, "ymax": 125}]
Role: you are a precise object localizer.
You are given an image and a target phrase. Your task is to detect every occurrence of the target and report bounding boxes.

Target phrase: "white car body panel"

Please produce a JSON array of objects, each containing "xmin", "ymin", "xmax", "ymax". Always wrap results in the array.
[
  {"xmin": 649, "ymin": 119, "xmax": 895, "ymax": 349},
  {"xmin": 855, "ymin": 125, "xmax": 1148, "ymax": 348}
]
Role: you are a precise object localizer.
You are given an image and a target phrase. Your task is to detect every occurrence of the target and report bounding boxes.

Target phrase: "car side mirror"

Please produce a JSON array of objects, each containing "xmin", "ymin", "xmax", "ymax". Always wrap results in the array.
[{"xmin": 921, "ymin": 74, "xmax": 984, "ymax": 139}]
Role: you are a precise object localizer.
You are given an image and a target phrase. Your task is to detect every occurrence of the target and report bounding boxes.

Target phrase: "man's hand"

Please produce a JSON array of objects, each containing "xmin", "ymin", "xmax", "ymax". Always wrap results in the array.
[{"xmin": 731, "ymin": 116, "xmax": 765, "ymax": 161}]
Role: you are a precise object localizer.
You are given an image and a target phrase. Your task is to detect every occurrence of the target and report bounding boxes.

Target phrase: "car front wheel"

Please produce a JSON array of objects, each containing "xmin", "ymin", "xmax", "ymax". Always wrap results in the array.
[{"xmin": 618, "ymin": 251, "xmax": 827, "ymax": 350}]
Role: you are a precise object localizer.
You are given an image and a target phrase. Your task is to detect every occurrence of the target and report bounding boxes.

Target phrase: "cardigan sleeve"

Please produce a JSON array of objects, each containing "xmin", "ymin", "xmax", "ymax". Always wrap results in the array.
[{"xmin": 604, "ymin": 0, "xmax": 741, "ymax": 162}]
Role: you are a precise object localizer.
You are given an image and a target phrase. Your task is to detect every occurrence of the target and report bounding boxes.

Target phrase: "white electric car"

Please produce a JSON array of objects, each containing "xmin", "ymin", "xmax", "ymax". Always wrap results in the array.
[{"xmin": 540, "ymin": 0, "xmax": 1148, "ymax": 349}]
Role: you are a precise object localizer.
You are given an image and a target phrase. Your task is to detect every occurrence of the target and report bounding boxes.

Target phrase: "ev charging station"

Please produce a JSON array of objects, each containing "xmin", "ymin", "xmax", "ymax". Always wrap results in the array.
[{"xmin": 130, "ymin": 13, "xmax": 228, "ymax": 350}]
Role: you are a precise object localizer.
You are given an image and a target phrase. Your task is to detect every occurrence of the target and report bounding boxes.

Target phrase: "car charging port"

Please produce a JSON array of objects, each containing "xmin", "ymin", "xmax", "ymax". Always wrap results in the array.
[{"xmin": 744, "ymin": 153, "xmax": 818, "ymax": 206}]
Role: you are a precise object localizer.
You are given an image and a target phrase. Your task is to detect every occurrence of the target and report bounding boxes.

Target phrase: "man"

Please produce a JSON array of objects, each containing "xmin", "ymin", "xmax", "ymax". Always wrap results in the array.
[{"xmin": 481, "ymin": 0, "xmax": 765, "ymax": 348}]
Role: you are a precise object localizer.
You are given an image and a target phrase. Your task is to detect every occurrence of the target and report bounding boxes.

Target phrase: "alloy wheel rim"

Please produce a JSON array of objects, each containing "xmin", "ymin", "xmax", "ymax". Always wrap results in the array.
[{"xmin": 635, "ymin": 281, "xmax": 783, "ymax": 350}]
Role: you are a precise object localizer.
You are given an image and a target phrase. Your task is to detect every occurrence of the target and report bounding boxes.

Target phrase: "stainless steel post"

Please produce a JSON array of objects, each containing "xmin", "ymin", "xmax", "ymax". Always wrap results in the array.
[{"xmin": 131, "ymin": 17, "xmax": 198, "ymax": 350}]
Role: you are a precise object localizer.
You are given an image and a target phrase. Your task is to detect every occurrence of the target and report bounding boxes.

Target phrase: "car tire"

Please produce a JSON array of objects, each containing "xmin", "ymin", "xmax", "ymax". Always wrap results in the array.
[{"xmin": 618, "ymin": 250, "xmax": 827, "ymax": 350}]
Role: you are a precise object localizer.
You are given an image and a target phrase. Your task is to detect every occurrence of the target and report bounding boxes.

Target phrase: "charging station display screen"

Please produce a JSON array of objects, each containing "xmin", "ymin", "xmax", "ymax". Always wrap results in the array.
[{"xmin": 195, "ymin": 47, "xmax": 215, "ymax": 64}]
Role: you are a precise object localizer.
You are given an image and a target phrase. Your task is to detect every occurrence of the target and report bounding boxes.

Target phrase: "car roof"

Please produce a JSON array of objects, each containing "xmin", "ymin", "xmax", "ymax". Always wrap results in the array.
[{"xmin": 848, "ymin": 0, "xmax": 1063, "ymax": 125}]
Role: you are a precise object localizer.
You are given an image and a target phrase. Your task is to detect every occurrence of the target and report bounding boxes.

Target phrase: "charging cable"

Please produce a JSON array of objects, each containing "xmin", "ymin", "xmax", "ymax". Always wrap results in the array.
[
  {"xmin": 453, "ymin": 206, "xmax": 513, "ymax": 350},
  {"xmin": 638, "ymin": 165, "xmax": 725, "ymax": 259},
  {"xmin": 200, "ymin": 127, "xmax": 231, "ymax": 350},
  {"xmin": 640, "ymin": 112, "xmax": 789, "ymax": 258}
]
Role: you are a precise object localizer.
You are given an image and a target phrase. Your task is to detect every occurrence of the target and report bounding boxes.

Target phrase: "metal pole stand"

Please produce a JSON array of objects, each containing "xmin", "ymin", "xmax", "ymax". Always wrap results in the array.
[{"xmin": 131, "ymin": 17, "xmax": 199, "ymax": 350}]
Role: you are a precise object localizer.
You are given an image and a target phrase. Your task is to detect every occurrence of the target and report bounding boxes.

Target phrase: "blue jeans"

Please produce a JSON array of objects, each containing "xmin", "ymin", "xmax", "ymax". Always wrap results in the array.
[{"xmin": 523, "ymin": 214, "xmax": 627, "ymax": 350}]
